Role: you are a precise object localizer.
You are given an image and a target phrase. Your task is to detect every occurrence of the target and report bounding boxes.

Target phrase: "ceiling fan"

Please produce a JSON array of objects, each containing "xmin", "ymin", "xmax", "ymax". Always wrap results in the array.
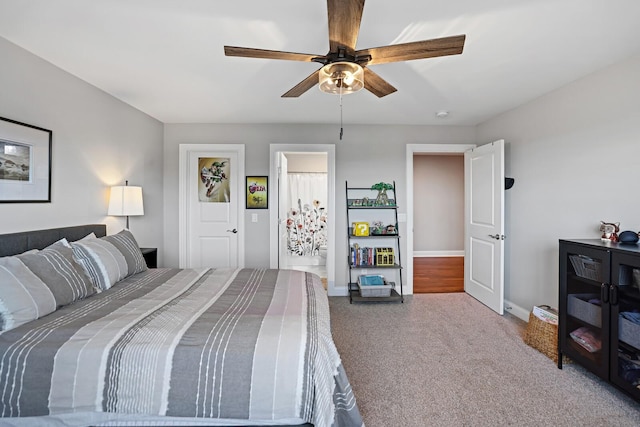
[{"xmin": 224, "ymin": 0, "xmax": 466, "ymax": 98}]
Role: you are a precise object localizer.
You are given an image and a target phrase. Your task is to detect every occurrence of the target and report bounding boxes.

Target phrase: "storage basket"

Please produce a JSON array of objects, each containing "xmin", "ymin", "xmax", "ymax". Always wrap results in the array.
[
  {"xmin": 358, "ymin": 282, "xmax": 393, "ymax": 297},
  {"xmin": 523, "ymin": 310, "xmax": 568, "ymax": 364},
  {"xmin": 567, "ymin": 293, "xmax": 602, "ymax": 327},
  {"xmin": 569, "ymin": 255, "xmax": 602, "ymax": 281},
  {"xmin": 619, "ymin": 315, "xmax": 640, "ymax": 349},
  {"xmin": 358, "ymin": 274, "xmax": 385, "ymax": 286}
]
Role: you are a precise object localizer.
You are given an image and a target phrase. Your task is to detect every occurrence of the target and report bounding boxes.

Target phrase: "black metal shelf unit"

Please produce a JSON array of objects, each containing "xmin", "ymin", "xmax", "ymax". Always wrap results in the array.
[{"xmin": 346, "ymin": 181, "xmax": 403, "ymax": 303}]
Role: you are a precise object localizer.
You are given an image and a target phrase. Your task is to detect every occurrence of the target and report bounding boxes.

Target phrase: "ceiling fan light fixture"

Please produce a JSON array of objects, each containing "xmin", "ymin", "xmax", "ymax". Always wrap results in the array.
[{"xmin": 319, "ymin": 62, "xmax": 364, "ymax": 95}]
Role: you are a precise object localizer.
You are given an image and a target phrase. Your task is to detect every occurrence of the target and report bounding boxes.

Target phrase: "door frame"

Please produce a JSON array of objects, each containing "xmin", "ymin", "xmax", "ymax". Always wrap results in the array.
[
  {"xmin": 269, "ymin": 144, "xmax": 337, "ymax": 295},
  {"xmin": 405, "ymin": 144, "xmax": 476, "ymax": 295},
  {"xmin": 178, "ymin": 143, "xmax": 245, "ymax": 268}
]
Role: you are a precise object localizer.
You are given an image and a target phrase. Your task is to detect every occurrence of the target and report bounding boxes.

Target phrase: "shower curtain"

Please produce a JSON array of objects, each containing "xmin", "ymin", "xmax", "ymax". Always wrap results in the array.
[{"xmin": 286, "ymin": 173, "xmax": 328, "ymax": 257}]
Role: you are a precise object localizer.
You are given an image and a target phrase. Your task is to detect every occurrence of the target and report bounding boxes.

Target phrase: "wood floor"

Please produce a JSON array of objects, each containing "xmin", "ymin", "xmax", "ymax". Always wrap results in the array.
[{"xmin": 413, "ymin": 256, "xmax": 464, "ymax": 293}]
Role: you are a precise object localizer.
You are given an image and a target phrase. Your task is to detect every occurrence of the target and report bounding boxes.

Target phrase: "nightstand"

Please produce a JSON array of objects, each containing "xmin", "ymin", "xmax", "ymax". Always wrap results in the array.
[{"xmin": 140, "ymin": 247, "xmax": 158, "ymax": 268}]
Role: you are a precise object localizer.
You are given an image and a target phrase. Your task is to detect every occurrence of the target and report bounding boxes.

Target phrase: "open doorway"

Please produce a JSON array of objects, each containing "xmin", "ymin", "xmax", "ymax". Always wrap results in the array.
[
  {"xmin": 405, "ymin": 144, "xmax": 475, "ymax": 295},
  {"xmin": 406, "ymin": 142, "xmax": 506, "ymax": 314},
  {"xmin": 281, "ymin": 152, "xmax": 328, "ymax": 282},
  {"xmin": 412, "ymin": 153, "xmax": 464, "ymax": 293},
  {"xmin": 269, "ymin": 144, "xmax": 337, "ymax": 295}
]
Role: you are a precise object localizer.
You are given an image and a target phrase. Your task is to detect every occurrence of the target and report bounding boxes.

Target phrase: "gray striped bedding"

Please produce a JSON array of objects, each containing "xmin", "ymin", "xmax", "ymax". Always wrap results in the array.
[{"xmin": 0, "ymin": 268, "xmax": 363, "ymax": 427}]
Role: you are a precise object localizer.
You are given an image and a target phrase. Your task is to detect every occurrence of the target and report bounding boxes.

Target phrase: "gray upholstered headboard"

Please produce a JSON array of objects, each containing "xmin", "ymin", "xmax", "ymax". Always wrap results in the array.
[{"xmin": 0, "ymin": 224, "xmax": 106, "ymax": 257}]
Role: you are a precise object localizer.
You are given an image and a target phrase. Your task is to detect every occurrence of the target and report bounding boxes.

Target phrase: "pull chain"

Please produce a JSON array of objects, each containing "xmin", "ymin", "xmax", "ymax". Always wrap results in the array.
[{"xmin": 339, "ymin": 84, "xmax": 344, "ymax": 140}]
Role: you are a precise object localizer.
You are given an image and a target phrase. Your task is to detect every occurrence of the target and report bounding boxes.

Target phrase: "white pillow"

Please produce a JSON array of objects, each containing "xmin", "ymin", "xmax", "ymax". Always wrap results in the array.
[{"xmin": 0, "ymin": 256, "xmax": 56, "ymax": 331}]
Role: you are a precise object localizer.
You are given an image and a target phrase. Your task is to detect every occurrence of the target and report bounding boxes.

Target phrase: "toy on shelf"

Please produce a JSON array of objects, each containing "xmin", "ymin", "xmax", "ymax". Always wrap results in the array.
[{"xmin": 600, "ymin": 221, "xmax": 620, "ymax": 242}]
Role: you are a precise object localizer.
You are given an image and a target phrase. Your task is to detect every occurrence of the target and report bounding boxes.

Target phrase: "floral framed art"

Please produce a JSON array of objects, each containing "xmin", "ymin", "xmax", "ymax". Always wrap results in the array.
[
  {"xmin": 246, "ymin": 176, "xmax": 268, "ymax": 209},
  {"xmin": 0, "ymin": 117, "xmax": 52, "ymax": 203}
]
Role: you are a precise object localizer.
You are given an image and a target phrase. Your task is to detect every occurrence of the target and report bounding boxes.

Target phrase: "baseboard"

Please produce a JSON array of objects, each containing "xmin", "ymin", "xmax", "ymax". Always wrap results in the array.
[
  {"xmin": 504, "ymin": 300, "xmax": 530, "ymax": 321},
  {"xmin": 413, "ymin": 250, "xmax": 464, "ymax": 257}
]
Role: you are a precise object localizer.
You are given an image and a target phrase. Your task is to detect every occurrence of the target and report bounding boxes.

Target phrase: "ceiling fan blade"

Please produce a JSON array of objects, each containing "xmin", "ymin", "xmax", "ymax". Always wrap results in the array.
[
  {"xmin": 282, "ymin": 69, "xmax": 321, "ymax": 98},
  {"xmin": 224, "ymin": 46, "xmax": 320, "ymax": 62},
  {"xmin": 363, "ymin": 68, "xmax": 397, "ymax": 98},
  {"xmin": 357, "ymin": 35, "xmax": 466, "ymax": 65},
  {"xmin": 328, "ymin": 0, "xmax": 365, "ymax": 54}
]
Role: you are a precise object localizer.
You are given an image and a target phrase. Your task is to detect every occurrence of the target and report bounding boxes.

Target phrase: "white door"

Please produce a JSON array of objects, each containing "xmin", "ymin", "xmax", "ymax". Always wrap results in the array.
[
  {"xmin": 464, "ymin": 140, "xmax": 505, "ymax": 314},
  {"xmin": 277, "ymin": 152, "xmax": 290, "ymax": 269},
  {"xmin": 178, "ymin": 144, "xmax": 245, "ymax": 269}
]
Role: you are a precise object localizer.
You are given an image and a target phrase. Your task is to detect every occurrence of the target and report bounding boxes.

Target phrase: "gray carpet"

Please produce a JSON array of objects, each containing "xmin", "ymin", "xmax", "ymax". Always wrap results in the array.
[{"xmin": 329, "ymin": 293, "xmax": 640, "ymax": 427}]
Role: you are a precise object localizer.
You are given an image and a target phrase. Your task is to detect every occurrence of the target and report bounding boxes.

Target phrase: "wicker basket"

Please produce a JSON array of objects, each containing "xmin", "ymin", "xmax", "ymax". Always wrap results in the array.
[{"xmin": 523, "ymin": 311, "xmax": 562, "ymax": 363}]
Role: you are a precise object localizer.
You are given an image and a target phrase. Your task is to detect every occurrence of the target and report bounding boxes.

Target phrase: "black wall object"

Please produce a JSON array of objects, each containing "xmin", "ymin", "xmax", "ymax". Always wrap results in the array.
[{"xmin": 505, "ymin": 177, "xmax": 515, "ymax": 190}]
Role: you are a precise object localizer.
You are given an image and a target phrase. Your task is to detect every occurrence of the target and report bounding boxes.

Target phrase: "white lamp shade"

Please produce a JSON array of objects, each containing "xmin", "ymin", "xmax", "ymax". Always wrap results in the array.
[{"xmin": 108, "ymin": 185, "xmax": 144, "ymax": 216}]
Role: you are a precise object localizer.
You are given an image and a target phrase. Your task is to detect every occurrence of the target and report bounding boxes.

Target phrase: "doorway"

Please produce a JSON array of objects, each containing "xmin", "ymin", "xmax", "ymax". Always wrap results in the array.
[
  {"xmin": 412, "ymin": 153, "xmax": 464, "ymax": 293},
  {"xmin": 405, "ymin": 144, "xmax": 474, "ymax": 295},
  {"xmin": 269, "ymin": 144, "xmax": 337, "ymax": 296},
  {"xmin": 281, "ymin": 152, "xmax": 328, "ymax": 281},
  {"xmin": 406, "ymin": 142, "xmax": 506, "ymax": 315}
]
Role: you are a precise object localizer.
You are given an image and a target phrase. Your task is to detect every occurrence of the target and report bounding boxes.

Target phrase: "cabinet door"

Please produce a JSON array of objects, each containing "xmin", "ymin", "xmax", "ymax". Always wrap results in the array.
[
  {"xmin": 610, "ymin": 252, "xmax": 640, "ymax": 400},
  {"xmin": 559, "ymin": 243, "xmax": 610, "ymax": 379}
]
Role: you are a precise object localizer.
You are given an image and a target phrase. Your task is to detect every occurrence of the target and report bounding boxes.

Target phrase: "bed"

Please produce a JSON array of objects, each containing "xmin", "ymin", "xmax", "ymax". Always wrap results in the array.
[{"xmin": 0, "ymin": 225, "xmax": 363, "ymax": 427}]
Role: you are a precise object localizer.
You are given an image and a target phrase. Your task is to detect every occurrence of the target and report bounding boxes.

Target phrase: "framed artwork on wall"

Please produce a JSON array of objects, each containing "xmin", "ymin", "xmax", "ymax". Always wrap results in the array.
[
  {"xmin": 0, "ymin": 117, "xmax": 52, "ymax": 203},
  {"xmin": 198, "ymin": 157, "xmax": 230, "ymax": 202},
  {"xmin": 246, "ymin": 176, "xmax": 268, "ymax": 209}
]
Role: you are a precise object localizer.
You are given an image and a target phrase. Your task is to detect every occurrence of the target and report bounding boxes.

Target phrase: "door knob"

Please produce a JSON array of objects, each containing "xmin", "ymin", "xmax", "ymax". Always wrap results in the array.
[
  {"xmin": 488, "ymin": 234, "xmax": 505, "ymax": 240},
  {"xmin": 227, "ymin": 229, "xmax": 238, "ymax": 234}
]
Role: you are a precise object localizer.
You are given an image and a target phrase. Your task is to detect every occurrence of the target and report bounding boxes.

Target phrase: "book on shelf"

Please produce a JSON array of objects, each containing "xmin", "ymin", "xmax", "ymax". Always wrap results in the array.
[{"xmin": 350, "ymin": 245, "xmax": 375, "ymax": 266}]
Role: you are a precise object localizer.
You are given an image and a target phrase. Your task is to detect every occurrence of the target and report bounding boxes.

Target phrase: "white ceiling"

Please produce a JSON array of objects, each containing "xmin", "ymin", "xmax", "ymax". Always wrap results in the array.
[{"xmin": 1, "ymin": 0, "xmax": 639, "ymax": 126}]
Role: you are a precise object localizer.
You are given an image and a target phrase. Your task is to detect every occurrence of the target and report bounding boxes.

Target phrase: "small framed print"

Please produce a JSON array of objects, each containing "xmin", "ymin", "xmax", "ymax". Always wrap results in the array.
[
  {"xmin": 246, "ymin": 176, "xmax": 268, "ymax": 209},
  {"xmin": 0, "ymin": 117, "xmax": 52, "ymax": 203}
]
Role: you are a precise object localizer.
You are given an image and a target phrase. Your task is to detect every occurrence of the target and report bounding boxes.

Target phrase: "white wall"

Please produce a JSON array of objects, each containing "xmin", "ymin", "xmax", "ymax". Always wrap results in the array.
[
  {"xmin": 163, "ymin": 124, "xmax": 475, "ymax": 291},
  {"xmin": 413, "ymin": 155, "xmax": 464, "ymax": 252},
  {"xmin": 0, "ymin": 37, "xmax": 164, "ymax": 252},
  {"xmin": 477, "ymin": 53, "xmax": 640, "ymax": 318}
]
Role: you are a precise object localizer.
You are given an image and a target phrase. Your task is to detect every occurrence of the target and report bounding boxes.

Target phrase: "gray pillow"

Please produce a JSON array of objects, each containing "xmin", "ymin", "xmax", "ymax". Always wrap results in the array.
[
  {"xmin": 71, "ymin": 229, "xmax": 147, "ymax": 291},
  {"xmin": 0, "ymin": 241, "xmax": 94, "ymax": 331},
  {"xmin": 102, "ymin": 229, "xmax": 148, "ymax": 277},
  {"xmin": 17, "ymin": 241, "xmax": 95, "ymax": 307}
]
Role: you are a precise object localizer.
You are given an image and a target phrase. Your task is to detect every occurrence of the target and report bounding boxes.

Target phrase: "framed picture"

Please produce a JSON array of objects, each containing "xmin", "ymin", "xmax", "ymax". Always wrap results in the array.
[
  {"xmin": 246, "ymin": 176, "xmax": 268, "ymax": 209},
  {"xmin": 198, "ymin": 157, "xmax": 231, "ymax": 202},
  {"xmin": 0, "ymin": 117, "xmax": 52, "ymax": 203}
]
